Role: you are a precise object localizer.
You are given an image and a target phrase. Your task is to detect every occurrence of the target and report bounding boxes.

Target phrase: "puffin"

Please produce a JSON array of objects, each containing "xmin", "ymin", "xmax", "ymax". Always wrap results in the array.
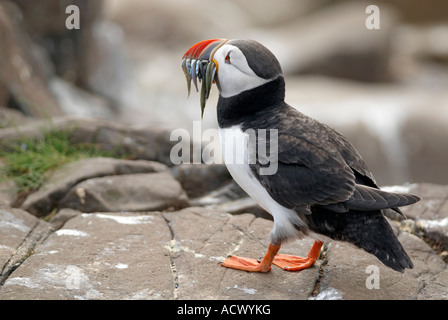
[{"xmin": 181, "ymin": 39, "xmax": 421, "ymax": 273}]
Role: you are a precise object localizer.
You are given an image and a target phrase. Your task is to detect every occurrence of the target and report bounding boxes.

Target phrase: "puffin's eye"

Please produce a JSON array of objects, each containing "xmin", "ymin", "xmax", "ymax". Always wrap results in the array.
[{"xmin": 224, "ymin": 53, "xmax": 231, "ymax": 64}]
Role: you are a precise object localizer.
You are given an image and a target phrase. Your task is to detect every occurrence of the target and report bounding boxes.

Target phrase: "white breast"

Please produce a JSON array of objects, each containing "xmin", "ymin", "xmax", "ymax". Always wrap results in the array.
[{"xmin": 218, "ymin": 125, "xmax": 307, "ymax": 243}]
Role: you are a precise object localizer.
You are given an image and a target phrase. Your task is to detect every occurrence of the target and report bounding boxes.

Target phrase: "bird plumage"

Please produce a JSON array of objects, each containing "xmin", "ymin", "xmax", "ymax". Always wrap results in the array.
[
  {"xmin": 218, "ymin": 75, "xmax": 419, "ymax": 272},
  {"xmin": 182, "ymin": 38, "xmax": 421, "ymax": 273}
]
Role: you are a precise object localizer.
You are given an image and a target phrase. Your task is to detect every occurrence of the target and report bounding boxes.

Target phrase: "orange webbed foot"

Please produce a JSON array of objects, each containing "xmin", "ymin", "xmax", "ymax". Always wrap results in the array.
[
  {"xmin": 273, "ymin": 240, "xmax": 323, "ymax": 271},
  {"xmin": 219, "ymin": 243, "xmax": 281, "ymax": 273},
  {"xmin": 219, "ymin": 256, "xmax": 271, "ymax": 272},
  {"xmin": 272, "ymin": 254, "xmax": 315, "ymax": 271}
]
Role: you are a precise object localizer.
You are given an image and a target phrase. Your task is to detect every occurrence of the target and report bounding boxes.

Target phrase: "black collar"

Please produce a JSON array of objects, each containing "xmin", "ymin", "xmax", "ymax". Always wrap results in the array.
[{"xmin": 217, "ymin": 76, "xmax": 285, "ymax": 128}]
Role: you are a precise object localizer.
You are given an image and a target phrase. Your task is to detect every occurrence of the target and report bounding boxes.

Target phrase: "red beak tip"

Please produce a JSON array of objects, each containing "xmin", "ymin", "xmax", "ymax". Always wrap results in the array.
[{"xmin": 183, "ymin": 38, "xmax": 226, "ymax": 59}]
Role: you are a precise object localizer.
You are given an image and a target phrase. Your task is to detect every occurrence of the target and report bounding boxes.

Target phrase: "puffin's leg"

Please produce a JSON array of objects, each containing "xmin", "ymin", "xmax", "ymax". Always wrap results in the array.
[
  {"xmin": 272, "ymin": 240, "xmax": 323, "ymax": 271},
  {"xmin": 219, "ymin": 243, "xmax": 281, "ymax": 272}
]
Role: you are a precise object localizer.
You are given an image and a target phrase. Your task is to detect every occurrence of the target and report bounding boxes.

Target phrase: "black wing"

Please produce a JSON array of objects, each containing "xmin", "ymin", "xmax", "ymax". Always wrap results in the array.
[{"xmin": 246, "ymin": 104, "xmax": 419, "ymax": 211}]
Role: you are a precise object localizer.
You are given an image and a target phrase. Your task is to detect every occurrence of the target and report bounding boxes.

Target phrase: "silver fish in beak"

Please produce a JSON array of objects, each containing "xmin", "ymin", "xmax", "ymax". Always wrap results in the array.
[{"xmin": 182, "ymin": 39, "xmax": 228, "ymax": 118}]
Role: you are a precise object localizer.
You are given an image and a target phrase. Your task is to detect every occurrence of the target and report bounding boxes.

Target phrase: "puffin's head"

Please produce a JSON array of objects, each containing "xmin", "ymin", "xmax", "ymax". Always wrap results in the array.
[{"xmin": 182, "ymin": 39, "xmax": 282, "ymax": 117}]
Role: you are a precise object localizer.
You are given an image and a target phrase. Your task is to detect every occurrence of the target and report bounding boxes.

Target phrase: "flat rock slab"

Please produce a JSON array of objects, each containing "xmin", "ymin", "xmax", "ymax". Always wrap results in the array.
[
  {"xmin": 2, "ymin": 205, "xmax": 446, "ymax": 300},
  {"xmin": 0, "ymin": 210, "xmax": 174, "ymax": 300},
  {"xmin": 163, "ymin": 208, "xmax": 319, "ymax": 299},
  {"xmin": 0, "ymin": 207, "xmax": 319, "ymax": 300}
]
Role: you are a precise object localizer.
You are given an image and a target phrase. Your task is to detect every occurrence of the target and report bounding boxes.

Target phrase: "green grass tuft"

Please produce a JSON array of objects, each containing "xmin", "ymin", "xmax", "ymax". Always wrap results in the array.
[{"xmin": 0, "ymin": 129, "xmax": 119, "ymax": 193}]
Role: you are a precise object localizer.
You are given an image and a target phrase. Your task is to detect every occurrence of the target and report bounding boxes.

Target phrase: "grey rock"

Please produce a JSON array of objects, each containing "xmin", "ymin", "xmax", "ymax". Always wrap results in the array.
[
  {"xmin": 14, "ymin": 0, "xmax": 110, "ymax": 98},
  {"xmin": 0, "ymin": 0, "xmax": 139, "ymax": 122},
  {"xmin": 0, "ymin": 83, "xmax": 6, "ymax": 108},
  {"xmin": 0, "ymin": 176, "xmax": 17, "ymax": 207},
  {"xmin": 22, "ymin": 157, "xmax": 168, "ymax": 217},
  {"xmin": 49, "ymin": 77, "xmax": 115, "ymax": 119},
  {"xmin": 0, "ymin": 211, "xmax": 174, "ymax": 299},
  {"xmin": 189, "ymin": 180, "xmax": 248, "ymax": 207},
  {"xmin": 59, "ymin": 172, "xmax": 189, "ymax": 213},
  {"xmin": 0, "ymin": 107, "xmax": 30, "ymax": 128},
  {"xmin": 0, "ymin": 206, "xmax": 53, "ymax": 284},
  {"xmin": 47, "ymin": 208, "xmax": 81, "ymax": 230},
  {"xmin": 81, "ymin": 19, "xmax": 139, "ymax": 112},
  {"xmin": 416, "ymin": 218, "xmax": 448, "ymax": 262},
  {"xmin": 17, "ymin": 0, "xmax": 135, "ymax": 110},
  {"xmin": 189, "ymin": 180, "xmax": 273, "ymax": 218},
  {"xmin": 246, "ymin": 1, "xmax": 398, "ymax": 82},
  {"xmin": 208, "ymin": 197, "xmax": 271, "ymax": 220},
  {"xmin": 402, "ymin": 116, "xmax": 448, "ymax": 186},
  {"xmin": 0, "ymin": 207, "xmax": 319, "ymax": 300},
  {"xmin": 399, "ymin": 183, "xmax": 448, "ymax": 220},
  {"xmin": 0, "ymin": 1, "xmax": 63, "ymax": 118},
  {"xmin": 170, "ymin": 163, "xmax": 231, "ymax": 198}
]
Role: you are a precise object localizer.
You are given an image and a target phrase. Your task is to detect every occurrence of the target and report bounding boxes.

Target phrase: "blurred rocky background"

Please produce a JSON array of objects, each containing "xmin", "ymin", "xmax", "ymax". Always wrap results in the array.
[
  {"xmin": 1, "ymin": 0, "xmax": 448, "ymax": 186},
  {"xmin": 1, "ymin": 0, "xmax": 448, "ymax": 300}
]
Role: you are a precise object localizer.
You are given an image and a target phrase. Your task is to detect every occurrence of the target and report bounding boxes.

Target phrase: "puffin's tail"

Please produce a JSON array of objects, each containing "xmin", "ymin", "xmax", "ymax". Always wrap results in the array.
[
  {"xmin": 345, "ymin": 185, "xmax": 421, "ymax": 215},
  {"xmin": 323, "ymin": 185, "xmax": 421, "ymax": 217},
  {"xmin": 306, "ymin": 207, "xmax": 413, "ymax": 272}
]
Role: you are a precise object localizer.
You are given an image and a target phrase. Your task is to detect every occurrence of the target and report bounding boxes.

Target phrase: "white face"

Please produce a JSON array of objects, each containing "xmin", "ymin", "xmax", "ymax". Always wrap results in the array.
[{"xmin": 212, "ymin": 44, "xmax": 272, "ymax": 98}]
